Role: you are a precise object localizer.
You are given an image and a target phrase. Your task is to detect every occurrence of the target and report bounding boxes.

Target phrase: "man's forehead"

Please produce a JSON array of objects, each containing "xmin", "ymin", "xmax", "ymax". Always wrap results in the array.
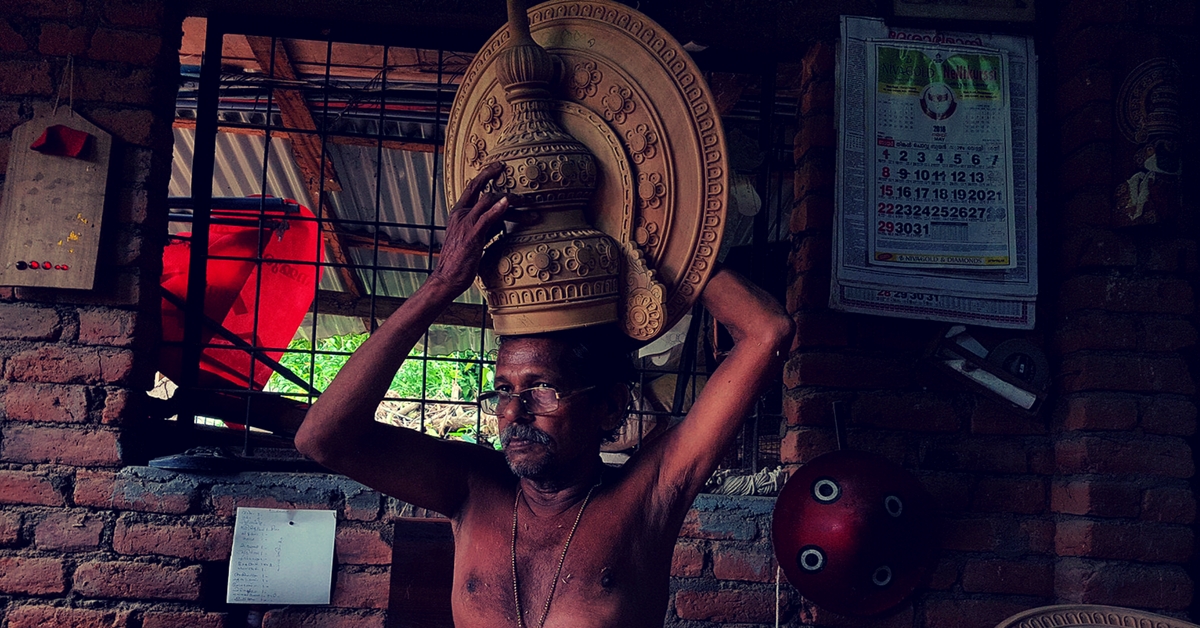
[{"xmin": 496, "ymin": 336, "xmax": 574, "ymax": 371}]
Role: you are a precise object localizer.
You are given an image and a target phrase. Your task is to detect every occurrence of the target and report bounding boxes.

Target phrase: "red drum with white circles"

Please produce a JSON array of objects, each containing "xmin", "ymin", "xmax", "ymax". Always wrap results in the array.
[{"xmin": 771, "ymin": 450, "xmax": 938, "ymax": 616}]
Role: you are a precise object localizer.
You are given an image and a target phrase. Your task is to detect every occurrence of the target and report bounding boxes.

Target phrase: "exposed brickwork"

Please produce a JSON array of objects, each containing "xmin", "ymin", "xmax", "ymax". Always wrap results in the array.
[{"xmin": 0, "ymin": 1, "xmax": 1196, "ymax": 627}]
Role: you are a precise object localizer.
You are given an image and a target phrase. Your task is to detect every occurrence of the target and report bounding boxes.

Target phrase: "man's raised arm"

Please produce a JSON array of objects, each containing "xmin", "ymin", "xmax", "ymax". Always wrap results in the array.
[
  {"xmin": 294, "ymin": 163, "xmax": 511, "ymax": 517},
  {"xmin": 645, "ymin": 267, "xmax": 794, "ymax": 507}
]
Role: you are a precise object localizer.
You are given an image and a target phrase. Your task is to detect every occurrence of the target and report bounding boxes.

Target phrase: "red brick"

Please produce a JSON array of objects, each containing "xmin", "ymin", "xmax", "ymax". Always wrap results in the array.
[
  {"xmin": 789, "ymin": 235, "xmax": 831, "ymax": 274},
  {"xmin": 37, "ymin": 22, "xmax": 92, "ymax": 56},
  {"xmin": 927, "ymin": 559, "xmax": 959, "ymax": 590},
  {"xmin": 3, "ymin": 382, "xmax": 90, "ymax": 423},
  {"xmin": 1140, "ymin": 318, "xmax": 1197, "ymax": 352},
  {"xmin": 86, "ymin": 107, "xmax": 157, "ymax": 146},
  {"xmin": 1059, "ymin": 354, "xmax": 1195, "ymax": 395},
  {"xmin": 0, "ymin": 59, "xmax": 55, "ymax": 96},
  {"xmin": 1060, "ymin": 144, "xmax": 1112, "ymax": 196},
  {"xmin": 961, "ymin": 559, "xmax": 1053, "ymax": 596},
  {"xmin": 102, "ymin": 387, "xmax": 136, "ymax": 425},
  {"xmin": 142, "ymin": 611, "xmax": 229, "ymax": 628},
  {"xmin": 973, "ymin": 477, "xmax": 1046, "ymax": 514},
  {"xmin": 853, "ymin": 392, "xmax": 959, "ymax": 432},
  {"xmin": 1055, "ymin": 311, "xmax": 1137, "ymax": 353},
  {"xmin": 916, "ymin": 472, "xmax": 971, "ymax": 512},
  {"xmin": 1060, "ymin": 103, "xmax": 1113, "ymax": 156},
  {"xmin": 1057, "ymin": 64, "xmax": 1112, "ymax": 115},
  {"xmin": 969, "ymin": 399, "xmax": 1046, "ymax": 435},
  {"xmin": 1063, "ymin": 190, "xmax": 1114, "ymax": 227},
  {"xmin": 0, "ymin": 304, "xmax": 62, "ymax": 340},
  {"xmin": 0, "ymin": 18, "xmax": 28, "ymax": 52},
  {"xmin": 790, "ymin": 311, "xmax": 849, "ymax": 349},
  {"xmin": 1060, "ymin": 275, "xmax": 1193, "ymax": 315},
  {"xmin": 34, "ymin": 510, "xmax": 105, "ymax": 552},
  {"xmin": 0, "ymin": 556, "xmax": 65, "ymax": 594},
  {"xmin": 77, "ymin": 308, "xmax": 138, "ymax": 346},
  {"xmin": 784, "ymin": 352, "xmax": 911, "ymax": 389},
  {"xmin": 0, "ymin": 470, "xmax": 65, "ymax": 506},
  {"xmin": 795, "ymin": 112, "xmax": 835, "ymax": 161},
  {"xmin": 942, "ymin": 517, "xmax": 999, "ymax": 552},
  {"xmin": 922, "ymin": 438, "xmax": 1033, "ymax": 474},
  {"xmin": 785, "ymin": 273, "xmax": 829, "ymax": 312},
  {"xmin": 1062, "ymin": 394, "xmax": 1137, "ymax": 431},
  {"xmin": 335, "ymin": 526, "xmax": 391, "ymax": 565},
  {"xmin": 1055, "ymin": 559, "xmax": 1192, "ymax": 610},
  {"xmin": 1022, "ymin": 518, "xmax": 1055, "ymax": 554},
  {"xmin": 75, "ymin": 67, "xmax": 156, "ymax": 105},
  {"xmin": 671, "ymin": 540, "xmax": 705, "ymax": 577},
  {"xmin": 1055, "ymin": 435, "xmax": 1193, "ymax": 478},
  {"xmin": 1141, "ymin": 485, "xmax": 1195, "ymax": 524},
  {"xmin": 1141, "ymin": 396, "xmax": 1197, "ymax": 436},
  {"xmin": 262, "ymin": 609, "xmax": 385, "ymax": 628},
  {"xmin": 0, "ymin": 510, "xmax": 19, "ymax": 545},
  {"xmin": 1, "ymin": 425, "xmax": 123, "ymax": 466},
  {"xmin": 0, "ymin": 0, "xmax": 84, "ymax": 18},
  {"xmin": 74, "ymin": 560, "xmax": 202, "ymax": 601},
  {"xmin": 789, "ymin": 193, "xmax": 833, "ymax": 233},
  {"xmin": 5, "ymin": 606, "xmax": 132, "ymax": 628},
  {"xmin": 674, "ymin": 588, "xmax": 777, "ymax": 623},
  {"xmin": 712, "ymin": 543, "xmax": 775, "ymax": 582},
  {"xmin": 88, "ymin": 27, "xmax": 162, "ymax": 66},
  {"xmin": 1051, "ymin": 479, "xmax": 1140, "ymax": 517},
  {"xmin": 1145, "ymin": 238, "xmax": 1199, "ymax": 273},
  {"xmin": 1056, "ymin": 519, "xmax": 1192, "ymax": 563},
  {"xmin": 104, "ymin": 0, "xmax": 166, "ymax": 27},
  {"xmin": 4, "ymin": 345, "xmax": 136, "ymax": 385},
  {"xmin": 924, "ymin": 598, "xmax": 1036, "ymax": 628},
  {"xmin": 74, "ymin": 469, "xmax": 197, "ymax": 514},
  {"xmin": 779, "ymin": 428, "xmax": 836, "ymax": 465},
  {"xmin": 113, "ymin": 518, "xmax": 233, "ymax": 561},
  {"xmin": 331, "ymin": 568, "xmax": 389, "ymax": 609}
]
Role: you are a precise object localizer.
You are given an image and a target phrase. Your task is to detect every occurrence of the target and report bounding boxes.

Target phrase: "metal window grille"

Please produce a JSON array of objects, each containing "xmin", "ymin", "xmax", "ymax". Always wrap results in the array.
[{"xmin": 163, "ymin": 16, "xmax": 794, "ymax": 475}]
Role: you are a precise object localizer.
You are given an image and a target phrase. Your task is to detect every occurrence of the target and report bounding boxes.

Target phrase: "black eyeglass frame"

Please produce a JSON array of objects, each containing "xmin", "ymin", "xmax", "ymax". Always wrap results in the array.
[{"xmin": 478, "ymin": 385, "xmax": 597, "ymax": 416}]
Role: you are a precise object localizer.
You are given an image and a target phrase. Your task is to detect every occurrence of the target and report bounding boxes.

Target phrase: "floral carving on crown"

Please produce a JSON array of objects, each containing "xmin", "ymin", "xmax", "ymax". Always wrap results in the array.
[
  {"xmin": 480, "ymin": 95, "xmax": 504, "ymax": 133},
  {"xmin": 602, "ymin": 85, "xmax": 636, "ymax": 125},
  {"xmin": 568, "ymin": 60, "xmax": 603, "ymax": 99},
  {"xmin": 625, "ymin": 123, "xmax": 658, "ymax": 164},
  {"xmin": 467, "ymin": 134, "xmax": 488, "ymax": 168},
  {"xmin": 637, "ymin": 172, "xmax": 666, "ymax": 211}
]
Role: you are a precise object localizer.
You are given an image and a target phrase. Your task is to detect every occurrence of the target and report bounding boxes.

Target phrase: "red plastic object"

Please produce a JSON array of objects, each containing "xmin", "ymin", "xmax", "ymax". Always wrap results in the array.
[
  {"xmin": 159, "ymin": 200, "xmax": 323, "ymax": 391},
  {"xmin": 29, "ymin": 124, "xmax": 93, "ymax": 158},
  {"xmin": 771, "ymin": 450, "xmax": 938, "ymax": 617}
]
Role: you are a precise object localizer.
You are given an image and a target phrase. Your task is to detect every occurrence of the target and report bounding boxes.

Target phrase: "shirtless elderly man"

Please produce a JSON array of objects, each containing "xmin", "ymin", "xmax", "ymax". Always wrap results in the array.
[{"xmin": 296, "ymin": 162, "xmax": 794, "ymax": 628}]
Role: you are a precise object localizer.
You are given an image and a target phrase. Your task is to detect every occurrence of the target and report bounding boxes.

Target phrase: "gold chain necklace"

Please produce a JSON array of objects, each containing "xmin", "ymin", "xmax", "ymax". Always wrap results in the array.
[{"xmin": 511, "ymin": 483, "xmax": 598, "ymax": 628}]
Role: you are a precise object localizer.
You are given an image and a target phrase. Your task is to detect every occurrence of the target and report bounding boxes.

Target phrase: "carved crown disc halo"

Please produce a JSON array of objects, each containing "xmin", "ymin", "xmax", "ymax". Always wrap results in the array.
[{"xmin": 445, "ymin": 0, "xmax": 729, "ymax": 342}]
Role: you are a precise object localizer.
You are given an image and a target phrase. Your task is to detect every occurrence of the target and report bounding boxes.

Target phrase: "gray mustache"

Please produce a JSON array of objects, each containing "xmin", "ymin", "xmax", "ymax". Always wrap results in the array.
[{"xmin": 500, "ymin": 423, "xmax": 551, "ymax": 447}]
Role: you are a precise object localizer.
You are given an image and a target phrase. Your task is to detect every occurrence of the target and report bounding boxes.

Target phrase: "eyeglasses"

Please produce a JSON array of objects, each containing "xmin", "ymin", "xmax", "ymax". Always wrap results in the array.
[{"xmin": 478, "ymin": 385, "xmax": 596, "ymax": 416}]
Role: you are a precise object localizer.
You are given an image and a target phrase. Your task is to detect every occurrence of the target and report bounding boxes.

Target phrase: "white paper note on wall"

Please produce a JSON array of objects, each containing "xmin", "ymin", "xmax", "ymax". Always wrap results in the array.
[{"xmin": 227, "ymin": 507, "xmax": 337, "ymax": 605}]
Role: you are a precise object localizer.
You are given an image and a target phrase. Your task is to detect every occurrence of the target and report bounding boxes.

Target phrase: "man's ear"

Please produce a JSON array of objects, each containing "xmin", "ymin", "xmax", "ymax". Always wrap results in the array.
[{"xmin": 598, "ymin": 383, "xmax": 630, "ymax": 432}]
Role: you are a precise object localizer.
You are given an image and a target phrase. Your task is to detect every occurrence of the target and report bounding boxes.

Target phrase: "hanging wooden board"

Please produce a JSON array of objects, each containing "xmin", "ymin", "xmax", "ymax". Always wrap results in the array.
[{"xmin": 0, "ymin": 107, "xmax": 112, "ymax": 289}]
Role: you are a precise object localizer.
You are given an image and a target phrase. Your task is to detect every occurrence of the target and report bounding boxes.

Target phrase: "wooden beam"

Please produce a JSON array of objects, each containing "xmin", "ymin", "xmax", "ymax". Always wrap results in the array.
[
  {"xmin": 173, "ymin": 118, "xmax": 442, "ymax": 153},
  {"xmin": 245, "ymin": 35, "xmax": 367, "ymax": 302},
  {"xmin": 314, "ymin": 290, "xmax": 491, "ymax": 329},
  {"xmin": 339, "ymin": 232, "xmax": 441, "ymax": 257}
]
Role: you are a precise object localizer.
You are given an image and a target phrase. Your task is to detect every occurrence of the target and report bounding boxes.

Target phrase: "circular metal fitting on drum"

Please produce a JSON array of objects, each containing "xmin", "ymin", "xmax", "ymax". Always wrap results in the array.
[
  {"xmin": 812, "ymin": 478, "xmax": 841, "ymax": 503},
  {"xmin": 797, "ymin": 546, "xmax": 826, "ymax": 572},
  {"xmin": 872, "ymin": 565, "xmax": 893, "ymax": 587},
  {"xmin": 884, "ymin": 494, "xmax": 903, "ymax": 517}
]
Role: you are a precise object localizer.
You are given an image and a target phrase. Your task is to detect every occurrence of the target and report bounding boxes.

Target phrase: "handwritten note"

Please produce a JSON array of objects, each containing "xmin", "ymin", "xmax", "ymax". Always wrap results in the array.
[{"xmin": 226, "ymin": 507, "xmax": 336, "ymax": 605}]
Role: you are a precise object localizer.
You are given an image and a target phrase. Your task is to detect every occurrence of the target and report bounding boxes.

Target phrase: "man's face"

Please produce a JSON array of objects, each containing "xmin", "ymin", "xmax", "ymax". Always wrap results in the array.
[{"xmin": 493, "ymin": 337, "xmax": 607, "ymax": 479}]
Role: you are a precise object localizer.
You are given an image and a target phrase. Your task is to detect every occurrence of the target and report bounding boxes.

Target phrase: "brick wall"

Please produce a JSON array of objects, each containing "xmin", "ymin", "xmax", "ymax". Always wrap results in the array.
[
  {"xmin": 781, "ymin": 2, "xmax": 1199, "ymax": 627},
  {"xmin": 2, "ymin": 1, "xmax": 1199, "ymax": 627}
]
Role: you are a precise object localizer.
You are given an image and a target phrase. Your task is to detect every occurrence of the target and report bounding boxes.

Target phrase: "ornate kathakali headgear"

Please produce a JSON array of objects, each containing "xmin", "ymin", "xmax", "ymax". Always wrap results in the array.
[{"xmin": 445, "ymin": 0, "xmax": 728, "ymax": 342}]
